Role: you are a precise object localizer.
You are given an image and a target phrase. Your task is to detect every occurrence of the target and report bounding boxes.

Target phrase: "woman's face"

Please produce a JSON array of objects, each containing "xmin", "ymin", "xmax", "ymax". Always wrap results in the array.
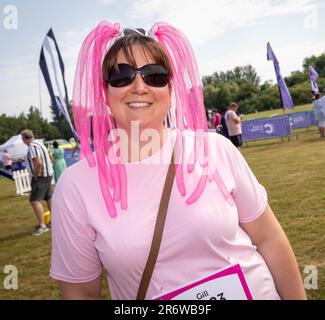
[{"xmin": 107, "ymin": 45, "xmax": 171, "ymax": 134}]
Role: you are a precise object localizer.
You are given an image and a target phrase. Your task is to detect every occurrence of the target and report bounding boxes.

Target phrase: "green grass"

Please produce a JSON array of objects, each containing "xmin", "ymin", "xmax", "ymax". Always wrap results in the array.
[
  {"xmin": 0, "ymin": 182, "xmax": 109, "ymax": 300},
  {"xmin": 243, "ymin": 104, "xmax": 313, "ymax": 120},
  {"xmin": 0, "ymin": 133, "xmax": 324, "ymax": 300},
  {"xmin": 241, "ymin": 134, "xmax": 325, "ymax": 300}
]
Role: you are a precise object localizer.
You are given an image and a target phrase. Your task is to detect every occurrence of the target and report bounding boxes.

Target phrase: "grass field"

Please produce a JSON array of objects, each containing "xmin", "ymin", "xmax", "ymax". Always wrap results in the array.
[
  {"xmin": 243, "ymin": 104, "xmax": 313, "ymax": 120},
  {"xmin": 0, "ymin": 131, "xmax": 324, "ymax": 300}
]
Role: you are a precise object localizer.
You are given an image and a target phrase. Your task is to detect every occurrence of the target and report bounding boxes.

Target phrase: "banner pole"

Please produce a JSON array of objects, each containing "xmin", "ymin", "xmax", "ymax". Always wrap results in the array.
[{"xmin": 39, "ymin": 68, "xmax": 43, "ymax": 117}]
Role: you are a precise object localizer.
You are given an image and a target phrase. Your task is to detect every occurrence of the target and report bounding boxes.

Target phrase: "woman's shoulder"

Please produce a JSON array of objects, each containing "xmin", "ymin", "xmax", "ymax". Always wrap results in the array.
[
  {"xmin": 182, "ymin": 129, "xmax": 234, "ymax": 150},
  {"xmin": 179, "ymin": 129, "xmax": 237, "ymax": 167},
  {"xmin": 52, "ymin": 156, "xmax": 100, "ymax": 226},
  {"xmin": 53, "ymin": 156, "xmax": 98, "ymax": 196}
]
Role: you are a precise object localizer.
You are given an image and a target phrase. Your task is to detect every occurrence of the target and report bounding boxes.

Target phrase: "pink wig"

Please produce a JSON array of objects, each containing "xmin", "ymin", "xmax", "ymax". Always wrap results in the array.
[{"xmin": 73, "ymin": 21, "xmax": 228, "ymax": 218}]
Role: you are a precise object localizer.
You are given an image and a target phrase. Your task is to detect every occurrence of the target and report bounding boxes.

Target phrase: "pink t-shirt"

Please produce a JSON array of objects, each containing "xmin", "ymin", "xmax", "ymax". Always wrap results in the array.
[
  {"xmin": 211, "ymin": 113, "xmax": 221, "ymax": 128},
  {"xmin": 2, "ymin": 152, "xmax": 12, "ymax": 166},
  {"xmin": 226, "ymin": 110, "xmax": 242, "ymax": 136},
  {"xmin": 50, "ymin": 130, "xmax": 280, "ymax": 300}
]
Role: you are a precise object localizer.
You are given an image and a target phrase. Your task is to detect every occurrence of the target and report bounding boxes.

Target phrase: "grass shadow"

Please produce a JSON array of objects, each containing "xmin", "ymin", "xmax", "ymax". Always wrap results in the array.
[
  {"xmin": 0, "ymin": 230, "xmax": 32, "ymax": 242},
  {"xmin": 243, "ymin": 140, "xmax": 283, "ymax": 150},
  {"xmin": 0, "ymin": 195, "xmax": 29, "ymax": 201}
]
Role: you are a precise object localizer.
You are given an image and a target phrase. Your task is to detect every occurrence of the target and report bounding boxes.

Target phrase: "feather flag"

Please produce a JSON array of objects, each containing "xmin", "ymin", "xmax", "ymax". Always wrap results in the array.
[
  {"xmin": 308, "ymin": 65, "xmax": 319, "ymax": 94},
  {"xmin": 267, "ymin": 42, "xmax": 294, "ymax": 110},
  {"xmin": 39, "ymin": 28, "xmax": 78, "ymax": 141}
]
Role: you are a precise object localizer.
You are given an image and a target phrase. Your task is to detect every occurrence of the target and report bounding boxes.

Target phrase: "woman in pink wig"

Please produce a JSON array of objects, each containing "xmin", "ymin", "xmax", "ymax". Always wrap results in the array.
[{"xmin": 50, "ymin": 21, "xmax": 306, "ymax": 300}]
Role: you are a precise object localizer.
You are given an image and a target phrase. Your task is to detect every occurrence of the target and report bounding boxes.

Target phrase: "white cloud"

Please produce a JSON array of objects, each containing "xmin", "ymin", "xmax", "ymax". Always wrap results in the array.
[
  {"xmin": 0, "ymin": 57, "xmax": 45, "ymax": 118},
  {"xmin": 131, "ymin": 0, "xmax": 318, "ymax": 45},
  {"xmin": 97, "ymin": 0, "xmax": 116, "ymax": 4},
  {"xmin": 199, "ymin": 38, "xmax": 325, "ymax": 82}
]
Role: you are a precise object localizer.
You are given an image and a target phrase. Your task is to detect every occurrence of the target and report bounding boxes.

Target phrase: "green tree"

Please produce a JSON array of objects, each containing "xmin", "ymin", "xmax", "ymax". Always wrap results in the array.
[
  {"xmin": 224, "ymin": 80, "xmax": 240, "ymax": 96},
  {"xmin": 205, "ymin": 65, "xmax": 260, "ymax": 87},
  {"xmin": 203, "ymin": 84, "xmax": 220, "ymax": 109},
  {"xmin": 203, "ymin": 84, "xmax": 231, "ymax": 110},
  {"xmin": 303, "ymin": 53, "xmax": 325, "ymax": 77},
  {"xmin": 289, "ymin": 81, "xmax": 314, "ymax": 105},
  {"xmin": 241, "ymin": 65, "xmax": 261, "ymax": 87},
  {"xmin": 49, "ymin": 100, "xmax": 76, "ymax": 140},
  {"xmin": 234, "ymin": 81, "xmax": 259, "ymax": 102},
  {"xmin": 26, "ymin": 106, "xmax": 60, "ymax": 140},
  {"xmin": 0, "ymin": 107, "xmax": 60, "ymax": 144},
  {"xmin": 285, "ymin": 70, "xmax": 308, "ymax": 87},
  {"xmin": 202, "ymin": 75, "xmax": 214, "ymax": 86}
]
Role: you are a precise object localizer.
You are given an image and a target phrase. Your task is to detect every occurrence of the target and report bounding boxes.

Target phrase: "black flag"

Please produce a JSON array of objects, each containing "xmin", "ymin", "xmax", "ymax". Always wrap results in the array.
[{"xmin": 39, "ymin": 28, "xmax": 78, "ymax": 141}]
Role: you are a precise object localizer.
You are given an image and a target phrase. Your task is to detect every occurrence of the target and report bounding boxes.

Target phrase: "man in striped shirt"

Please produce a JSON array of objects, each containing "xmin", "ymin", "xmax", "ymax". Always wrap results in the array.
[{"xmin": 21, "ymin": 129, "xmax": 54, "ymax": 236}]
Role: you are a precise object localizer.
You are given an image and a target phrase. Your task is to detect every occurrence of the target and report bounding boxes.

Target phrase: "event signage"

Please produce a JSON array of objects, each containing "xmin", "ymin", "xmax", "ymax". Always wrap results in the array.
[
  {"xmin": 153, "ymin": 264, "xmax": 252, "ymax": 300},
  {"xmin": 287, "ymin": 111, "xmax": 317, "ymax": 129},
  {"xmin": 242, "ymin": 116, "xmax": 291, "ymax": 141},
  {"xmin": 267, "ymin": 42, "xmax": 294, "ymax": 110}
]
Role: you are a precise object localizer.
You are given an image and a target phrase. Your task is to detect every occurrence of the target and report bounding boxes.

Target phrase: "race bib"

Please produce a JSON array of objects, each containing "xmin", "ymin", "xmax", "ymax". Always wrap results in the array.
[{"xmin": 153, "ymin": 264, "xmax": 252, "ymax": 300}]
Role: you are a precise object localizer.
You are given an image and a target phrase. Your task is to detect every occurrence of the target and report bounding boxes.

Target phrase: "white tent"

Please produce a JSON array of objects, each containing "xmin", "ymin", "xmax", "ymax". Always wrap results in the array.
[{"xmin": 0, "ymin": 135, "xmax": 28, "ymax": 158}]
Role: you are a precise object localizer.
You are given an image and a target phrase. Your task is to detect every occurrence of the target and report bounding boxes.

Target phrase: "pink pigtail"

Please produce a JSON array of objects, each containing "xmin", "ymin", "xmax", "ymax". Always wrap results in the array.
[
  {"xmin": 118, "ymin": 163, "xmax": 128, "ymax": 210},
  {"xmin": 186, "ymin": 172, "xmax": 208, "ymax": 205},
  {"xmin": 175, "ymin": 134, "xmax": 186, "ymax": 197},
  {"xmin": 151, "ymin": 22, "xmax": 209, "ymax": 205},
  {"xmin": 72, "ymin": 21, "xmax": 123, "ymax": 218},
  {"xmin": 211, "ymin": 168, "xmax": 235, "ymax": 207}
]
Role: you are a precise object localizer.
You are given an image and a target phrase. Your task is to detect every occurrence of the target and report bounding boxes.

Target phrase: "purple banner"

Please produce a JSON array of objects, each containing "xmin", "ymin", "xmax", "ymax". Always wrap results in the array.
[
  {"xmin": 63, "ymin": 148, "xmax": 80, "ymax": 167},
  {"xmin": 308, "ymin": 65, "xmax": 319, "ymax": 94},
  {"xmin": 242, "ymin": 116, "xmax": 291, "ymax": 141},
  {"xmin": 288, "ymin": 111, "xmax": 317, "ymax": 129},
  {"xmin": 11, "ymin": 160, "xmax": 27, "ymax": 171},
  {"xmin": 267, "ymin": 43, "xmax": 294, "ymax": 110}
]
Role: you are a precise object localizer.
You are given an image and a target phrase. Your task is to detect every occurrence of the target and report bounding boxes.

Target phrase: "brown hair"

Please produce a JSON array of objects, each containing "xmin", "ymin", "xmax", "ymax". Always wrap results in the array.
[
  {"xmin": 229, "ymin": 102, "xmax": 238, "ymax": 109},
  {"xmin": 102, "ymin": 31, "xmax": 173, "ymax": 86},
  {"xmin": 21, "ymin": 129, "xmax": 34, "ymax": 139}
]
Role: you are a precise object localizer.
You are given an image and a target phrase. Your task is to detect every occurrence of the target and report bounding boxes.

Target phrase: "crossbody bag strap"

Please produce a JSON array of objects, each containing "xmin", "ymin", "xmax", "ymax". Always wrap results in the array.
[{"xmin": 136, "ymin": 152, "xmax": 175, "ymax": 300}]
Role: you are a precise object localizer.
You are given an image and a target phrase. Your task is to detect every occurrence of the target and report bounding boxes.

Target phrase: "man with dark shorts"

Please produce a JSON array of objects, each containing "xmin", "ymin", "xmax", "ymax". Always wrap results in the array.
[
  {"xmin": 225, "ymin": 103, "xmax": 244, "ymax": 150},
  {"xmin": 21, "ymin": 129, "xmax": 54, "ymax": 236}
]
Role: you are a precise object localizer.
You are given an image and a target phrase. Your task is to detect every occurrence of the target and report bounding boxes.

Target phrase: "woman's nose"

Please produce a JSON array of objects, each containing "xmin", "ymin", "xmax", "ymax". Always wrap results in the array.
[{"xmin": 131, "ymin": 73, "xmax": 148, "ymax": 94}]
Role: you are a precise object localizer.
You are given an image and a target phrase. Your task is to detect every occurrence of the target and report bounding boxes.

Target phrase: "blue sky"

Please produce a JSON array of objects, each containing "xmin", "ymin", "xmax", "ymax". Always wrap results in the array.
[{"xmin": 0, "ymin": 0, "xmax": 325, "ymax": 120}]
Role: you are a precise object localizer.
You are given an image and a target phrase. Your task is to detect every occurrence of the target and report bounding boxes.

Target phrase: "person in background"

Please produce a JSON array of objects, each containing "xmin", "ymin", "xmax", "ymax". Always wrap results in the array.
[
  {"xmin": 50, "ymin": 141, "xmax": 67, "ymax": 183},
  {"xmin": 313, "ymin": 93, "xmax": 325, "ymax": 138},
  {"xmin": 225, "ymin": 102, "xmax": 244, "ymax": 149},
  {"xmin": 2, "ymin": 150, "xmax": 13, "ymax": 171},
  {"xmin": 21, "ymin": 129, "xmax": 53, "ymax": 236},
  {"xmin": 210, "ymin": 109, "xmax": 221, "ymax": 133},
  {"xmin": 206, "ymin": 109, "xmax": 212, "ymax": 127}
]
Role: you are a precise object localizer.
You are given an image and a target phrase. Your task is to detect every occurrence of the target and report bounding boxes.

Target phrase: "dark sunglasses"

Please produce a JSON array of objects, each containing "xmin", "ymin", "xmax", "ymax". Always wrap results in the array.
[{"xmin": 107, "ymin": 63, "xmax": 169, "ymax": 88}]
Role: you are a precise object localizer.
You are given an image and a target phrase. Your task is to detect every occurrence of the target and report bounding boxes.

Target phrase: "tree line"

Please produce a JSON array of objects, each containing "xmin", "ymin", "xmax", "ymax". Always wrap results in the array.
[
  {"xmin": 203, "ymin": 52, "xmax": 325, "ymax": 114},
  {"xmin": 0, "ymin": 102, "xmax": 74, "ymax": 144},
  {"xmin": 1, "ymin": 53, "xmax": 324, "ymax": 144}
]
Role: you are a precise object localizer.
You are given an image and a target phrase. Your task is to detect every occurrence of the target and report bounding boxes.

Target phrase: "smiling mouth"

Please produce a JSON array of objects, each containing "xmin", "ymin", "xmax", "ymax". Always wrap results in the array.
[{"xmin": 127, "ymin": 102, "xmax": 152, "ymax": 109}]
